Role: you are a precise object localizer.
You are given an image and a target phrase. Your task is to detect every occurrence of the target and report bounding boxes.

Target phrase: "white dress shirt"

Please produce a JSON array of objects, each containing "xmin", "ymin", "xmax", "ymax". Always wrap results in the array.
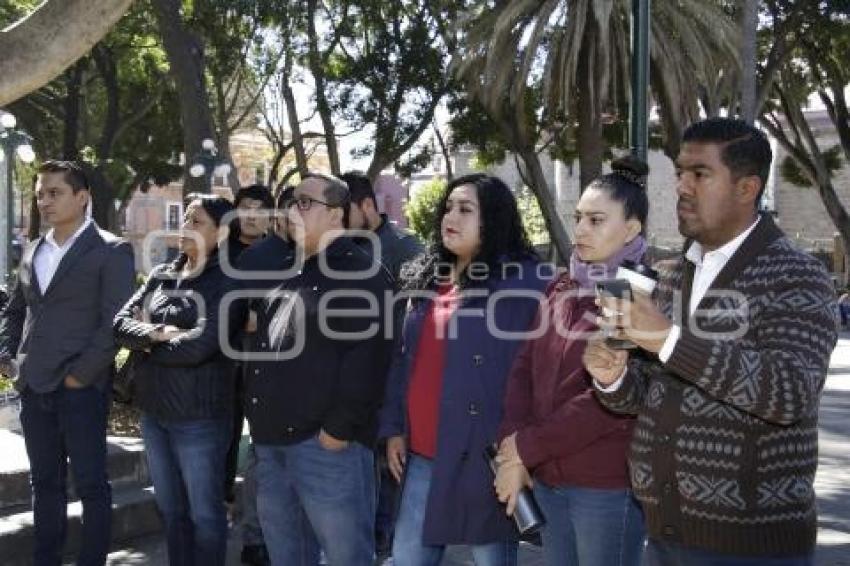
[
  {"xmin": 33, "ymin": 219, "xmax": 92, "ymax": 294},
  {"xmin": 596, "ymin": 217, "xmax": 761, "ymax": 392}
]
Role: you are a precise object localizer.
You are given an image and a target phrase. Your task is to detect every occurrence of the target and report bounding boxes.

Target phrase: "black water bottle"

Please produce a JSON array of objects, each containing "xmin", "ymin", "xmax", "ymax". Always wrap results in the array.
[{"xmin": 485, "ymin": 444, "xmax": 546, "ymax": 536}]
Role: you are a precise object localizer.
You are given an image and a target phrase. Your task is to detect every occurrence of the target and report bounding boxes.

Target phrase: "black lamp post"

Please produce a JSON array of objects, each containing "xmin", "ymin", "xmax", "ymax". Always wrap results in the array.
[
  {"xmin": 189, "ymin": 138, "xmax": 231, "ymax": 194},
  {"xmin": 0, "ymin": 112, "xmax": 35, "ymax": 284},
  {"xmin": 630, "ymin": 0, "xmax": 651, "ymax": 162}
]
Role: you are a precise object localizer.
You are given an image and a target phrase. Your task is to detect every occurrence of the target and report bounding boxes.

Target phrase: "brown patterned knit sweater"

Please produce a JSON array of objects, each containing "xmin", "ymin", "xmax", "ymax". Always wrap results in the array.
[{"xmin": 597, "ymin": 215, "xmax": 837, "ymax": 557}]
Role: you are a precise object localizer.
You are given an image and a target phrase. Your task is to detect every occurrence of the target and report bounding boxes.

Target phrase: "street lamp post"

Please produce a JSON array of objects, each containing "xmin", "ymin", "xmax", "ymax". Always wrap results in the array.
[
  {"xmin": 189, "ymin": 138, "xmax": 231, "ymax": 194},
  {"xmin": 0, "ymin": 112, "xmax": 35, "ymax": 285},
  {"xmin": 630, "ymin": 0, "xmax": 651, "ymax": 162}
]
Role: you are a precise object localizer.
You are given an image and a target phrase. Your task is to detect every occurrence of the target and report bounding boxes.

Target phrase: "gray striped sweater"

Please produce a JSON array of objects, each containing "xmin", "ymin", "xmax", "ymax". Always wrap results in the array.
[{"xmin": 597, "ymin": 215, "xmax": 838, "ymax": 557}]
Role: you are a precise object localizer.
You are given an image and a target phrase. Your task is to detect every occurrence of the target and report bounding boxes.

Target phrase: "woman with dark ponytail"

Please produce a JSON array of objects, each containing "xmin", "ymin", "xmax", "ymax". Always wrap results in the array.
[{"xmin": 495, "ymin": 157, "xmax": 650, "ymax": 566}]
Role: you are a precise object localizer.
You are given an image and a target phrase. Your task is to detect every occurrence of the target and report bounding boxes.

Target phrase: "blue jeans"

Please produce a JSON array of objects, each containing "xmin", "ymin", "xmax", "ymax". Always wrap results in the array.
[
  {"xmin": 254, "ymin": 436, "xmax": 376, "ymax": 566},
  {"xmin": 533, "ymin": 482, "xmax": 645, "ymax": 566},
  {"xmin": 645, "ymin": 540, "xmax": 813, "ymax": 566},
  {"xmin": 392, "ymin": 455, "xmax": 517, "ymax": 566},
  {"xmin": 20, "ymin": 384, "xmax": 111, "ymax": 566},
  {"xmin": 141, "ymin": 413, "xmax": 231, "ymax": 566}
]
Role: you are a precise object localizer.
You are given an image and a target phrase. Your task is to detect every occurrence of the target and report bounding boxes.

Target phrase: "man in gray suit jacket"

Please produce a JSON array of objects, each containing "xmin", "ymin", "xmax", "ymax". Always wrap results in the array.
[{"xmin": 0, "ymin": 160, "xmax": 135, "ymax": 566}]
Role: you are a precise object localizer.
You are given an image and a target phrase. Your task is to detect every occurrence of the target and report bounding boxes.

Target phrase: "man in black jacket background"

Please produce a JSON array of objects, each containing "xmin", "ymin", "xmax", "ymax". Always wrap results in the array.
[
  {"xmin": 341, "ymin": 171, "xmax": 423, "ymax": 557},
  {"xmin": 245, "ymin": 173, "xmax": 394, "ymax": 566}
]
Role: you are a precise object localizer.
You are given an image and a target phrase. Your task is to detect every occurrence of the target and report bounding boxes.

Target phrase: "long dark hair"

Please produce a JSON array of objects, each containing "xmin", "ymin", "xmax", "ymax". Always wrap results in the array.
[{"xmin": 402, "ymin": 174, "xmax": 536, "ymax": 290}]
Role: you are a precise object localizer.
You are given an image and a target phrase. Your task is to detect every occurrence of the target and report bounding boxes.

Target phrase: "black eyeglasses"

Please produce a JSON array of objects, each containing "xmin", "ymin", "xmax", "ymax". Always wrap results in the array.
[{"xmin": 284, "ymin": 195, "xmax": 338, "ymax": 211}]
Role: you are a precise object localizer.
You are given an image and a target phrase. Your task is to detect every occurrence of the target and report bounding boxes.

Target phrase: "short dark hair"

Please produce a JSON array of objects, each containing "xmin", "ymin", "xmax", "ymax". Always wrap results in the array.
[
  {"xmin": 302, "ymin": 172, "xmax": 351, "ymax": 228},
  {"xmin": 37, "ymin": 160, "xmax": 90, "ymax": 192},
  {"xmin": 682, "ymin": 118, "xmax": 772, "ymax": 204},
  {"xmin": 185, "ymin": 193, "xmax": 234, "ymax": 227},
  {"xmin": 234, "ymin": 184, "xmax": 274, "ymax": 209},
  {"xmin": 340, "ymin": 171, "xmax": 377, "ymax": 207}
]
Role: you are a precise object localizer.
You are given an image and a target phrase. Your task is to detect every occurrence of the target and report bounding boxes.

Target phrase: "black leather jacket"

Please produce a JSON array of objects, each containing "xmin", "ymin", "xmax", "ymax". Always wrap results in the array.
[{"xmin": 113, "ymin": 253, "xmax": 238, "ymax": 421}]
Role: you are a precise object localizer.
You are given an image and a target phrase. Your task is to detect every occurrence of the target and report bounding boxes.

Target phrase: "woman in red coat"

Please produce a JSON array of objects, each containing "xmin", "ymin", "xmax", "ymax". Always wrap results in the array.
[{"xmin": 495, "ymin": 157, "xmax": 650, "ymax": 566}]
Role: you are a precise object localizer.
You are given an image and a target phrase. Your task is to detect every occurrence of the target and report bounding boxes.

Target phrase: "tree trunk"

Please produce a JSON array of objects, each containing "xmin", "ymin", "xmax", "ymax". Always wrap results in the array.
[
  {"xmin": 62, "ymin": 61, "xmax": 86, "ymax": 160},
  {"xmin": 0, "ymin": 0, "xmax": 135, "ymax": 106},
  {"xmin": 762, "ymin": 88, "xmax": 850, "ymax": 267},
  {"xmin": 365, "ymin": 98, "xmax": 443, "ymax": 182},
  {"xmin": 151, "ymin": 0, "xmax": 216, "ymax": 195},
  {"xmin": 211, "ymin": 82, "xmax": 240, "ymax": 192},
  {"xmin": 281, "ymin": 57, "xmax": 309, "ymax": 177},
  {"xmin": 218, "ymin": 129, "xmax": 241, "ymax": 192},
  {"xmin": 87, "ymin": 167, "xmax": 114, "ymax": 229},
  {"xmin": 28, "ymin": 193, "xmax": 40, "ymax": 240},
  {"xmin": 306, "ymin": 0, "xmax": 340, "ymax": 176},
  {"xmin": 433, "ymin": 122, "xmax": 453, "ymax": 181},
  {"xmin": 517, "ymin": 148, "xmax": 571, "ymax": 261},
  {"xmin": 739, "ymin": 0, "xmax": 758, "ymax": 124},
  {"xmin": 820, "ymin": 86, "xmax": 850, "ymax": 164},
  {"xmin": 815, "ymin": 179, "xmax": 850, "ymax": 264},
  {"xmin": 575, "ymin": 30, "xmax": 604, "ymax": 191},
  {"xmin": 93, "ymin": 46, "xmax": 120, "ymax": 159}
]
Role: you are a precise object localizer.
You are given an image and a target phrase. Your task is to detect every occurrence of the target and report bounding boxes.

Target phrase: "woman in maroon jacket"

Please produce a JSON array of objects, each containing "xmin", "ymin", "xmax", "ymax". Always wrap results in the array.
[{"xmin": 495, "ymin": 157, "xmax": 649, "ymax": 566}]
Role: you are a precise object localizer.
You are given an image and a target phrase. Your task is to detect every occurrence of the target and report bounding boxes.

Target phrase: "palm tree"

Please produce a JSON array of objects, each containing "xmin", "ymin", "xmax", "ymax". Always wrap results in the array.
[
  {"xmin": 455, "ymin": 0, "xmax": 740, "ymax": 189},
  {"xmin": 739, "ymin": 0, "xmax": 759, "ymax": 123}
]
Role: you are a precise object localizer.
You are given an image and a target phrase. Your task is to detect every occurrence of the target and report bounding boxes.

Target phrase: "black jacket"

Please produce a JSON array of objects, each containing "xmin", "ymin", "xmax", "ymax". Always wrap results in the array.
[
  {"xmin": 113, "ymin": 254, "xmax": 238, "ymax": 421},
  {"xmin": 244, "ymin": 236, "xmax": 394, "ymax": 447},
  {"xmin": 367, "ymin": 214, "xmax": 423, "ymax": 281}
]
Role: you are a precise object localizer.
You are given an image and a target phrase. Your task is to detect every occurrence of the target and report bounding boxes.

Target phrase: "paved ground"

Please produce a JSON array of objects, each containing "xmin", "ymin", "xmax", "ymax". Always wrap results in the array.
[{"xmin": 72, "ymin": 334, "xmax": 850, "ymax": 565}]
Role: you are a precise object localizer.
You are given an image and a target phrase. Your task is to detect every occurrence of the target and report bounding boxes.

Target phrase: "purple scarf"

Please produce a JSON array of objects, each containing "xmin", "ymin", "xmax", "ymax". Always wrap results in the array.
[{"xmin": 569, "ymin": 235, "xmax": 648, "ymax": 289}]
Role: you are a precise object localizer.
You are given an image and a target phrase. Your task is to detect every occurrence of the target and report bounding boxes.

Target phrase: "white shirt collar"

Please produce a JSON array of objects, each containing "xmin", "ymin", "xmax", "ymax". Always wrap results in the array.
[
  {"xmin": 685, "ymin": 216, "xmax": 761, "ymax": 267},
  {"xmin": 45, "ymin": 218, "xmax": 92, "ymax": 250}
]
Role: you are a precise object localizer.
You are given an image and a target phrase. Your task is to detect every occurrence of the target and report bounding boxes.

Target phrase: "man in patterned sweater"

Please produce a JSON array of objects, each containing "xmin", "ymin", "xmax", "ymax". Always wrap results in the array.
[{"xmin": 584, "ymin": 118, "xmax": 837, "ymax": 565}]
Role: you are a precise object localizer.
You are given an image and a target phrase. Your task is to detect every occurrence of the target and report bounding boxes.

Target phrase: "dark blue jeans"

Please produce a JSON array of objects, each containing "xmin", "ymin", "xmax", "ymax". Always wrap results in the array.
[
  {"xmin": 533, "ymin": 482, "xmax": 645, "ymax": 566},
  {"xmin": 19, "ymin": 384, "xmax": 111, "ymax": 566},
  {"xmin": 645, "ymin": 539, "xmax": 813, "ymax": 566},
  {"xmin": 141, "ymin": 413, "xmax": 231, "ymax": 566},
  {"xmin": 254, "ymin": 436, "xmax": 376, "ymax": 566},
  {"xmin": 375, "ymin": 439, "xmax": 399, "ymax": 550},
  {"xmin": 239, "ymin": 443, "xmax": 264, "ymax": 546}
]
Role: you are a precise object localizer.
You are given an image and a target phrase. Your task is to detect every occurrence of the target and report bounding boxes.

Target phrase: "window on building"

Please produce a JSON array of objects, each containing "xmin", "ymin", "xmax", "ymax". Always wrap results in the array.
[
  {"xmin": 255, "ymin": 164, "xmax": 266, "ymax": 184},
  {"xmin": 166, "ymin": 202, "xmax": 183, "ymax": 231}
]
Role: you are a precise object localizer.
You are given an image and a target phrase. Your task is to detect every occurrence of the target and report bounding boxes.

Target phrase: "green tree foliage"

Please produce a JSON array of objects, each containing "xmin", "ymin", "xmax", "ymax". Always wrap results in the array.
[
  {"xmin": 327, "ymin": 0, "xmax": 460, "ymax": 179},
  {"xmin": 4, "ymin": 0, "xmax": 184, "ymax": 230},
  {"xmin": 516, "ymin": 187, "xmax": 549, "ymax": 245},
  {"xmin": 758, "ymin": 1, "xmax": 850, "ymax": 257},
  {"xmin": 780, "ymin": 146, "xmax": 843, "ymax": 188},
  {"xmin": 405, "ymin": 178, "xmax": 445, "ymax": 244},
  {"xmin": 404, "ymin": 178, "xmax": 549, "ymax": 246}
]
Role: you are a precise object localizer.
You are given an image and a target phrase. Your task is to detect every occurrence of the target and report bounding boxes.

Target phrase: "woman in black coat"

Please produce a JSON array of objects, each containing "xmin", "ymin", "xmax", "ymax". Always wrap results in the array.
[{"xmin": 114, "ymin": 194, "xmax": 238, "ymax": 566}]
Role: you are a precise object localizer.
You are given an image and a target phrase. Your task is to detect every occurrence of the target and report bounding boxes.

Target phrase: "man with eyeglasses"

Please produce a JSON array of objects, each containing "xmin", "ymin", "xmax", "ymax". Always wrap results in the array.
[{"xmin": 243, "ymin": 173, "xmax": 395, "ymax": 566}]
